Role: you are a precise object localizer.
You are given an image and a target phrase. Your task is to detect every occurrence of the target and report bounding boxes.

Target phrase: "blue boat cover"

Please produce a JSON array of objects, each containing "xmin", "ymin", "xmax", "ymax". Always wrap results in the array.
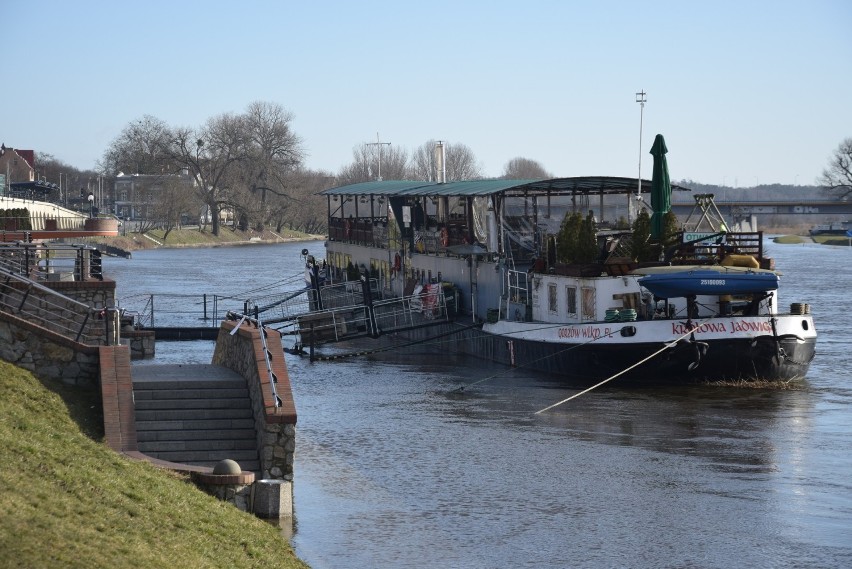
[{"xmin": 638, "ymin": 269, "xmax": 779, "ymax": 299}]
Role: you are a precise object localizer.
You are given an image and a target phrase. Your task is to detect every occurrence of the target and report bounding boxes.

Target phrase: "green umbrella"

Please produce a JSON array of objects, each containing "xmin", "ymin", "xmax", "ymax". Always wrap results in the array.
[{"xmin": 649, "ymin": 133, "xmax": 671, "ymax": 240}]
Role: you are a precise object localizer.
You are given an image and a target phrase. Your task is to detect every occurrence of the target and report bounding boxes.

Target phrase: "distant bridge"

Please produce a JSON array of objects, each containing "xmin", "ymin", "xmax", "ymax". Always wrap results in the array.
[{"xmin": 670, "ymin": 196, "xmax": 852, "ymax": 228}]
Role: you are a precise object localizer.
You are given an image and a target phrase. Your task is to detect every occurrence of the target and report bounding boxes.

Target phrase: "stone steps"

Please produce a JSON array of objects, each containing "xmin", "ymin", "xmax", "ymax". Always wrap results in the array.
[{"xmin": 132, "ymin": 364, "xmax": 260, "ymax": 473}]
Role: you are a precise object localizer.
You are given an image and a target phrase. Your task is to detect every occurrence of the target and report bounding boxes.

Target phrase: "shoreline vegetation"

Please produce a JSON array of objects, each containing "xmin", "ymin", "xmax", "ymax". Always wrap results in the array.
[
  {"xmin": 85, "ymin": 226, "xmax": 324, "ymax": 253},
  {"xmin": 0, "ymin": 362, "xmax": 309, "ymax": 569},
  {"xmin": 81, "ymin": 226, "xmax": 849, "ymax": 253},
  {"xmin": 773, "ymin": 234, "xmax": 851, "ymax": 245}
]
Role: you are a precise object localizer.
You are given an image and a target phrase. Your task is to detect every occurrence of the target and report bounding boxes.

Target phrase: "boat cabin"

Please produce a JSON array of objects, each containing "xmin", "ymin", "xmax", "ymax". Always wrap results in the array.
[{"xmin": 320, "ymin": 176, "xmax": 698, "ymax": 323}]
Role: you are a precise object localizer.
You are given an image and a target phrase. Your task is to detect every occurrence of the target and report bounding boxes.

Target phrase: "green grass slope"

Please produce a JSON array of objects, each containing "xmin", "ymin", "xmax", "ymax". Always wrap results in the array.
[{"xmin": 0, "ymin": 362, "xmax": 308, "ymax": 569}]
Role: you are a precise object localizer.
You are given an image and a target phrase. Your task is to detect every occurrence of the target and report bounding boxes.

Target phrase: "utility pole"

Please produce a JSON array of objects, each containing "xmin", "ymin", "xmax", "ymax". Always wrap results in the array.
[{"xmin": 366, "ymin": 132, "xmax": 391, "ymax": 181}]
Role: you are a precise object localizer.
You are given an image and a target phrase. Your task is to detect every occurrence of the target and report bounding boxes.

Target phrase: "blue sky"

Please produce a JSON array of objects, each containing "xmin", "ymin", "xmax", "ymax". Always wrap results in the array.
[{"xmin": 3, "ymin": 0, "xmax": 850, "ymax": 186}]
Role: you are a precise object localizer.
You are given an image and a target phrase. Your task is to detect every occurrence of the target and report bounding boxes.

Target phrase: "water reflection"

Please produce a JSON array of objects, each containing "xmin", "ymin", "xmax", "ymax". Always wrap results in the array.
[{"xmin": 108, "ymin": 241, "xmax": 852, "ymax": 568}]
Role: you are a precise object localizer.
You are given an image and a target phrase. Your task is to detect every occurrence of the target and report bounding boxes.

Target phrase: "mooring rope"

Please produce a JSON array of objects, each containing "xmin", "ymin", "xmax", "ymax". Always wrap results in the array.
[
  {"xmin": 449, "ymin": 326, "xmax": 624, "ymax": 393},
  {"xmin": 533, "ymin": 320, "xmax": 711, "ymax": 414}
]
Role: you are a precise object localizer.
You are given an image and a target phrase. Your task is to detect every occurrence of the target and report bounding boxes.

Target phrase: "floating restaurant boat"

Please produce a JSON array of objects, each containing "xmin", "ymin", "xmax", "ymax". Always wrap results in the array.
[{"xmin": 287, "ymin": 144, "xmax": 816, "ymax": 385}]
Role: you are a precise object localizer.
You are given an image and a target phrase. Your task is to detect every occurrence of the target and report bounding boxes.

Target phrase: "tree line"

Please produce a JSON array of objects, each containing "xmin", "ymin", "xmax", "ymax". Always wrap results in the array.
[
  {"xmin": 27, "ymin": 100, "xmax": 851, "ymax": 236},
  {"xmin": 96, "ymin": 101, "xmax": 552, "ymax": 236}
]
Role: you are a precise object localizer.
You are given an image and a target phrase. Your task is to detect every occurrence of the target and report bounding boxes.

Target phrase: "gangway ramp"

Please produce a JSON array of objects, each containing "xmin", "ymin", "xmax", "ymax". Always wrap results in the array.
[{"xmin": 248, "ymin": 279, "xmax": 453, "ymax": 346}]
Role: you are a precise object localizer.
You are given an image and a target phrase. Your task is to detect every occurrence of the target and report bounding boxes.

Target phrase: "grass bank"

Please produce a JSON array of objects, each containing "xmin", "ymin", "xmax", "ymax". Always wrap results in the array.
[
  {"xmin": 87, "ymin": 227, "xmax": 324, "ymax": 252},
  {"xmin": 0, "ymin": 362, "xmax": 308, "ymax": 569},
  {"xmin": 773, "ymin": 234, "xmax": 852, "ymax": 246}
]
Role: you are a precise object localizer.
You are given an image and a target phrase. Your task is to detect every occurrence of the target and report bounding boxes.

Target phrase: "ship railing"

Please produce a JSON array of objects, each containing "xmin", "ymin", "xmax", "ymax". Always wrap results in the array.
[
  {"xmin": 295, "ymin": 286, "xmax": 448, "ymax": 345},
  {"xmin": 319, "ymin": 278, "xmax": 380, "ymax": 309},
  {"xmin": 295, "ymin": 303, "xmax": 368, "ymax": 343},
  {"xmin": 247, "ymin": 288, "xmax": 318, "ymax": 324},
  {"xmin": 669, "ymin": 231, "xmax": 765, "ymax": 265},
  {"xmin": 372, "ymin": 285, "xmax": 448, "ymax": 330}
]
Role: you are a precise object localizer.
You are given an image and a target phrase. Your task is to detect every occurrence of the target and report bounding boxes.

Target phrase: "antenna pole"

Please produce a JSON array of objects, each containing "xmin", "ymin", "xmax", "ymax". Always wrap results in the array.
[
  {"xmin": 366, "ymin": 132, "xmax": 391, "ymax": 181},
  {"xmin": 636, "ymin": 90, "xmax": 647, "ymax": 203}
]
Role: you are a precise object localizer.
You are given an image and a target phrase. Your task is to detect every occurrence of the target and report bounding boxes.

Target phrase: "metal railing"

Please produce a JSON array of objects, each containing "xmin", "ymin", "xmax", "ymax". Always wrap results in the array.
[
  {"xmin": 228, "ymin": 313, "xmax": 281, "ymax": 408},
  {"xmin": 118, "ymin": 292, "xmax": 240, "ymax": 328},
  {"xmin": 0, "ymin": 243, "xmax": 104, "ymax": 282},
  {"xmin": 293, "ymin": 286, "xmax": 449, "ymax": 345},
  {"xmin": 0, "ymin": 266, "xmax": 115, "ymax": 345}
]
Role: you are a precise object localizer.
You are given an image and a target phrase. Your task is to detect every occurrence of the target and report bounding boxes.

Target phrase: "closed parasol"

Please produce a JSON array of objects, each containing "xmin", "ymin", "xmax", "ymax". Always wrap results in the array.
[{"xmin": 649, "ymin": 133, "xmax": 671, "ymax": 240}]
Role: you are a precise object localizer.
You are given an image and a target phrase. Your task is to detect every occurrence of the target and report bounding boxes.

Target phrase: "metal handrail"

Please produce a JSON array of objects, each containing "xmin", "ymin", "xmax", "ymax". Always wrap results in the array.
[
  {"xmin": 0, "ymin": 266, "xmax": 108, "ymax": 345},
  {"xmin": 229, "ymin": 313, "xmax": 281, "ymax": 409},
  {"xmin": 0, "ymin": 242, "xmax": 104, "ymax": 282}
]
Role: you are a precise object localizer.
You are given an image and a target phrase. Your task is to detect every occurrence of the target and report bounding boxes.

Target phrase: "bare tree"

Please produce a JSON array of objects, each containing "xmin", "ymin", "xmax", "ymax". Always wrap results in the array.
[
  {"xmin": 445, "ymin": 142, "xmax": 483, "ymax": 181},
  {"xmin": 337, "ymin": 143, "xmax": 409, "ymax": 185},
  {"xmin": 100, "ymin": 115, "xmax": 173, "ymax": 175},
  {"xmin": 410, "ymin": 140, "xmax": 439, "ymax": 181},
  {"xmin": 271, "ymin": 168, "xmax": 334, "ymax": 234},
  {"xmin": 147, "ymin": 176, "xmax": 196, "ymax": 240},
  {"xmin": 819, "ymin": 138, "xmax": 852, "ymax": 200},
  {"xmin": 238, "ymin": 101, "xmax": 304, "ymax": 230},
  {"xmin": 501, "ymin": 157, "xmax": 551, "ymax": 179},
  {"xmin": 162, "ymin": 113, "xmax": 248, "ymax": 236},
  {"xmin": 410, "ymin": 140, "xmax": 483, "ymax": 181}
]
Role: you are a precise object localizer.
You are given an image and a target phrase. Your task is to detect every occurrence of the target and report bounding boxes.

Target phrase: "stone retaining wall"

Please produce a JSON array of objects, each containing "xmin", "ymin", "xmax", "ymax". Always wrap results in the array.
[
  {"xmin": 0, "ymin": 312, "xmax": 100, "ymax": 386},
  {"xmin": 122, "ymin": 329, "xmax": 155, "ymax": 359},
  {"xmin": 212, "ymin": 320, "xmax": 297, "ymax": 480}
]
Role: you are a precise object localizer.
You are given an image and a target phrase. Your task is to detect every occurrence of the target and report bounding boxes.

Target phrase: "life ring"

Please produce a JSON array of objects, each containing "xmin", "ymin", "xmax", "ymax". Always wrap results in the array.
[
  {"xmin": 440, "ymin": 227, "xmax": 449, "ymax": 247},
  {"xmin": 344, "ymin": 219, "xmax": 352, "ymax": 238}
]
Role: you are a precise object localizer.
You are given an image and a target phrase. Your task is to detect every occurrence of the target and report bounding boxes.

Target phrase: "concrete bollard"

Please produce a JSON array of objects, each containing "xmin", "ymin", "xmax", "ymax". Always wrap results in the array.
[
  {"xmin": 191, "ymin": 460, "xmax": 255, "ymax": 512},
  {"xmin": 251, "ymin": 479, "xmax": 293, "ymax": 519}
]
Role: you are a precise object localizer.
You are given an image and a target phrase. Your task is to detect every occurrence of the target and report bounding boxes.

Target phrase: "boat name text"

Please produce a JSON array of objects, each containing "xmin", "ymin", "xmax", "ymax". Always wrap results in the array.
[
  {"xmin": 557, "ymin": 326, "xmax": 614, "ymax": 339},
  {"xmin": 670, "ymin": 320, "xmax": 774, "ymax": 335}
]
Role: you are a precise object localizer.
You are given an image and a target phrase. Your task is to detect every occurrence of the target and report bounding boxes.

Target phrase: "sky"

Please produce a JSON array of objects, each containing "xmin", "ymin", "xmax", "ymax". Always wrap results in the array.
[{"xmin": 3, "ymin": 0, "xmax": 851, "ymax": 187}]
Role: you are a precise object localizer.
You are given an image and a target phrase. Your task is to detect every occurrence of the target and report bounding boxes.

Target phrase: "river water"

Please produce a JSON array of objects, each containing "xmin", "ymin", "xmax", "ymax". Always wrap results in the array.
[{"xmin": 104, "ymin": 239, "xmax": 852, "ymax": 569}]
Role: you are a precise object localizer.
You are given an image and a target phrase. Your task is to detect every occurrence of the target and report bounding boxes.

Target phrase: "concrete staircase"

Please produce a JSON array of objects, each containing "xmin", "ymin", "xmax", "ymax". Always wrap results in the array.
[{"xmin": 132, "ymin": 364, "xmax": 260, "ymax": 473}]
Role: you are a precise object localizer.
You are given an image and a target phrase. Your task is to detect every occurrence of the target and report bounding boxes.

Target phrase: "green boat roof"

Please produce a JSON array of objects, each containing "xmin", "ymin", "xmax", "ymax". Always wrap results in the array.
[{"xmin": 321, "ymin": 176, "xmax": 692, "ymax": 198}]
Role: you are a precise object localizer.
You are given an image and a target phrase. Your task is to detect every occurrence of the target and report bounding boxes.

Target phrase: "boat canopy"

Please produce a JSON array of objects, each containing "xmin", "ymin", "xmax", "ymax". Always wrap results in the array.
[{"xmin": 321, "ymin": 176, "xmax": 692, "ymax": 199}]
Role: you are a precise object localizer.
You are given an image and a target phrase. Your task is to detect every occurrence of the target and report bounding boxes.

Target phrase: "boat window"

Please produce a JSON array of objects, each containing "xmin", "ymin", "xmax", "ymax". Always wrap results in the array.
[
  {"xmin": 565, "ymin": 286, "xmax": 577, "ymax": 317},
  {"xmin": 582, "ymin": 287, "xmax": 595, "ymax": 320},
  {"xmin": 548, "ymin": 283, "xmax": 558, "ymax": 314}
]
